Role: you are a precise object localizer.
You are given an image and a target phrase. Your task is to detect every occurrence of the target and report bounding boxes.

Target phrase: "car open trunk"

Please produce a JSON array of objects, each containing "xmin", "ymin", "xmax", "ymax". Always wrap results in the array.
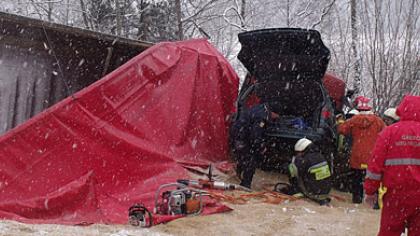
[
  {"xmin": 238, "ymin": 28, "xmax": 330, "ymax": 135},
  {"xmin": 255, "ymin": 78, "xmax": 325, "ymax": 128}
]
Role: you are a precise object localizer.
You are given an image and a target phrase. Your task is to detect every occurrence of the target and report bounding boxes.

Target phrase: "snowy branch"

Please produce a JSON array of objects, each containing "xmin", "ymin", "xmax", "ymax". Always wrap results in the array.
[
  {"xmin": 181, "ymin": 0, "xmax": 218, "ymax": 23},
  {"xmin": 222, "ymin": 0, "xmax": 247, "ymax": 31},
  {"xmin": 311, "ymin": 0, "xmax": 336, "ymax": 28}
]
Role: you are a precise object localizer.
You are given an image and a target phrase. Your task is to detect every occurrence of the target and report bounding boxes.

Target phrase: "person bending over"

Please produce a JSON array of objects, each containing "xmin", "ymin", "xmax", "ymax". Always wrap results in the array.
[{"xmin": 277, "ymin": 138, "xmax": 332, "ymax": 205}]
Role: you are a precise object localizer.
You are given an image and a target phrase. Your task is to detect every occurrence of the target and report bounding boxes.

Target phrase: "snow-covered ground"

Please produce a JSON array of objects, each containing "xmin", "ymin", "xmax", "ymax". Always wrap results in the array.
[{"xmin": 0, "ymin": 170, "xmax": 381, "ymax": 236}]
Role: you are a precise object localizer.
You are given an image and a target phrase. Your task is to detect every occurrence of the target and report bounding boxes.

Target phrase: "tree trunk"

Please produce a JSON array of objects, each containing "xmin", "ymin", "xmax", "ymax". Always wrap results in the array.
[
  {"xmin": 175, "ymin": 0, "xmax": 183, "ymax": 40},
  {"xmin": 115, "ymin": 0, "xmax": 122, "ymax": 36},
  {"xmin": 350, "ymin": 0, "xmax": 361, "ymax": 93},
  {"xmin": 79, "ymin": 0, "xmax": 90, "ymax": 29},
  {"xmin": 136, "ymin": 0, "xmax": 147, "ymax": 40},
  {"xmin": 286, "ymin": 0, "xmax": 290, "ymax": 27},
  {"xmin": 240, "ymin": 0, "xmax": 246, "ymax": 28},
  {"xmin": 65, "ymin": 0, "xmax": 70, "ymax": 25},
  {"xmin": 47, "ymin": 2, "xmax": 53, "ymax": 21}
]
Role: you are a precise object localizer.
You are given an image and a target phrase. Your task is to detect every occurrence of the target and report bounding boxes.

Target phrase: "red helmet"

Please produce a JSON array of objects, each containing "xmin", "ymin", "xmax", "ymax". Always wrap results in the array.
[{"xmin": 354, "ymin": 96, "xmax": 372, "ymax": 111}]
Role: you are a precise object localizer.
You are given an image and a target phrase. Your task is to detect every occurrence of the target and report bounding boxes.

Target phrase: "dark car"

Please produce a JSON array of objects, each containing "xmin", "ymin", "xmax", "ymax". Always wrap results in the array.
[{"xmin": 230, "ymin": 28, "xmax": 339, "ymax": 172}]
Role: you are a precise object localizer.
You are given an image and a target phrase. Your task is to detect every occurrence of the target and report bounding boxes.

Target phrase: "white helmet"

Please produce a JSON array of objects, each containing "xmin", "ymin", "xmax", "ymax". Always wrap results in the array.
[
  {"xmin": 348, "ymin": 109, "xmax": 359, "ymax": 115},
  {"xmin": 384, "ymin": 108, "xmax": 399, "ymax": 121},
  {"xmin": 294, "ymin": 138, "xmax": 312, "ymax": 152}
]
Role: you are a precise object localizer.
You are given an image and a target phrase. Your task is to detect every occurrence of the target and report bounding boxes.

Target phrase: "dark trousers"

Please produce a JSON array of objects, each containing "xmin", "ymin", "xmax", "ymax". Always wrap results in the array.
[
  {"xmin": 350, "ymin": 168, "xmax": 366, "ymax": 203},
  {"xmin": 234, "ymin": 106, "xmax": 270, "ymax": 188},
  {"xmin": 239, "ymin": 154, "xmax": 258, "ymax": 188},
  {"xmin": 238, "ymin": 140, "xmax": 265, "ymax": 188}
]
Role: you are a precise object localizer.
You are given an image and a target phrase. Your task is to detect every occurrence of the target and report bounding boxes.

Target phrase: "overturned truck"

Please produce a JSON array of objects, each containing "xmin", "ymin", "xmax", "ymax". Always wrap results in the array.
[{"xmin": 0, "ymin": 11, "xmax": 151, "ymax": 134}]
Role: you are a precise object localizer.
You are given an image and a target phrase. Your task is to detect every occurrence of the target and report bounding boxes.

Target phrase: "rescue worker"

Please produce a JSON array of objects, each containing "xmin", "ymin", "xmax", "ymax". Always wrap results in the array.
[
  {"xmin": 278, "ymin": 138, "xmax": 332, "ymax": 205},
  {"xmin": 335, "ymin": 109, "xmax": 360, "ymax": 192},
  {"xmin": 382, "ymin": 107, "xmax": 399, "ymax": 126},
  {"xmin": 232, "ymin": 103, "xmax": 278, "ymax": 188},
  {"xmin": 337, "ymin": 109, "xmax": 360, "ymax": 154},
  {"xmin": 337, "ymin": 109, "xmax": 360, "ymax": 156},
  {"xmin": 338, "ymin": 96, "xmax": 385, "ymax": 203},
  {"xmin": 364, "ymin": 95, "xmax": 420, "ymax": 236},
  {"xmin": 372, "ymin": 107, "xmax": 400, "ymax": 209}
]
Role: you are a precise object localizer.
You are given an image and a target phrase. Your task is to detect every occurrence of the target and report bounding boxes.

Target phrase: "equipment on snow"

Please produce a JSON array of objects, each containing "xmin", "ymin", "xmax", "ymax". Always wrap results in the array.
[
  {"xmin": 177, "ymin": 179, "xmax": 252, "ymax": 192},
  {"xmin": 177, "ymin": 164, "xmax": 252, "ymax": 192},
  {"xmin": 128, "ymin": 203, "xmax": 153, "ymax": 227},
  {"xmin": 154, "ymin": 183, "xmax": 204, "ymax": 216}
]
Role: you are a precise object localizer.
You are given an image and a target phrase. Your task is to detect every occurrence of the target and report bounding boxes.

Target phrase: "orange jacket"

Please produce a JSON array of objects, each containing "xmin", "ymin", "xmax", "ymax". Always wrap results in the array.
[{"xmin": 338, "ymin": 112, "xmax": 385, "ymax": 169}]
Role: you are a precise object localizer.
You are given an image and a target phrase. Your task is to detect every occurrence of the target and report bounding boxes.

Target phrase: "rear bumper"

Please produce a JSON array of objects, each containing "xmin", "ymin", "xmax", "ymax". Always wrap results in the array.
[
  {"xmin": 260, "ymin": 127, "xmax": 334, "ymax": 167},
  {"xmin": 265, "ymin": 127, "xmax": 324, "ymax": 141}
]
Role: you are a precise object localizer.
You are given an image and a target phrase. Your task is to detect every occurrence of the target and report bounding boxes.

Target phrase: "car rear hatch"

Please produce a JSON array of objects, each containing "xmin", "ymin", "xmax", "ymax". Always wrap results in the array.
[
  {"xmin": 237, "ymin": 28, "xmax": 331, "ymax": 139},
  {"xmin": 237, "ymin": 28, "xmax": 330, "ymax": 80}
]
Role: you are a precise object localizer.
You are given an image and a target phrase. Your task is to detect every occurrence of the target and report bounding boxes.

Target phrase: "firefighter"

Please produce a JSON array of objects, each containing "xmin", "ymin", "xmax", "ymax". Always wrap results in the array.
[
  {"xmin": 278, "ymin": 138, "xmax": 332, "ymax": 205},
  {"xmin": 382, "ymin": 107, "xmax": 399, "ymax": 126},
  {"xmin": 334, "ymin": 109, "xmax": 360, "ymax": 192},
  {"xmin": 364, "ymin": 95, "xmax": 420, "ymax": 236},
  {"xmin": 337, "ymin": 109, "xmax": 359, "ymax": 155},
  {"xmin": 338, "ymin": 96, "xmax": 385, "ymax": 203},
  {"xmin": 232, "ymin": 103, "xmax": 275, "ymax": 188}
]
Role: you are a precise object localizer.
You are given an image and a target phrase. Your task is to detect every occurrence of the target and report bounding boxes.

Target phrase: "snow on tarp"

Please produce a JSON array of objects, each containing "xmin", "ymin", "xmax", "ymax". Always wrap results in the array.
[{"xmin": 0, "ymin": 39, "xmax": 239, "ymax": 225}]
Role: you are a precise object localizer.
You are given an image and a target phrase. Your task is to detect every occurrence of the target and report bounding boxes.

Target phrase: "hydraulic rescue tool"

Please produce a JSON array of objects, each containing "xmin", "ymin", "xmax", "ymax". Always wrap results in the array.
[
  {"xmin": 176, "ymin": 179, "xmax": 251, "ymax": 192},
  {"xmin": 177, "ymin": 164, "xmax": 252, "ymax": 192}
]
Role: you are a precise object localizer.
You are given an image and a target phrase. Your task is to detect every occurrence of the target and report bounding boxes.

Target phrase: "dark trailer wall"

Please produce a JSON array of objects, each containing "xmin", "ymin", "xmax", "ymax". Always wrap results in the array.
[{"xmin": 0, "ymin": 12, "xmax": 151, "ymax": 134}]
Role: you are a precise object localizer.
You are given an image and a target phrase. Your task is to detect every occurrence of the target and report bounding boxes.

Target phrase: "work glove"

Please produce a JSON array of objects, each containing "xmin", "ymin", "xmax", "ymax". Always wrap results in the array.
[
  {"xmin": 336, "ymin": 115, "xmax": 345, "ymax": 124},
  {"xmin": 364, "ymin": 193, "xmax": 377, "ymax": 208}
]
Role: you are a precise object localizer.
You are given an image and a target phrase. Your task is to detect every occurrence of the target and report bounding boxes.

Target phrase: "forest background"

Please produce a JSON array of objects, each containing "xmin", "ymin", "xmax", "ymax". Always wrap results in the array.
[{"xmin": 1, "ymin": 0, "xmax": 419, "ymax": 113}]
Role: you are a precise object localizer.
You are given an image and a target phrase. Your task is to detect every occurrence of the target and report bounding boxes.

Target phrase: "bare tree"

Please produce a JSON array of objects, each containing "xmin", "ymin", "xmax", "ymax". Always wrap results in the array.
[
  {"xmin": 3, "ymin": 0, "xmax": 418, "ymax": 113},
  {"xmin": 175, "ymin": 0, "xmax": 183, "ymax": 40},
  {"xmin": 350, "ymin": 0, "xmax": 361, "ymax": 93},
  {"xmin": 115, "ymin": 0, "xmax": 122, "ymax": 36},
  {"xmin": 79, "ymin": 0, "xmax": 90, "ymax": 29},
  {"xmin": 324, "ymin": 1, "xmax": 353, "ymax": 85},
  {"xmin": 360, "ymin": 0, "xmax": 420, "ymax": 112}
]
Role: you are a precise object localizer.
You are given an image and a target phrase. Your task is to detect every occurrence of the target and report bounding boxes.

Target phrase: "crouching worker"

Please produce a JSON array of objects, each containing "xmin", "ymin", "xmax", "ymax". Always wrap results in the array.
[{"xmin": 277, "ymin": 138, "xmax": 332, "ymax": 205}]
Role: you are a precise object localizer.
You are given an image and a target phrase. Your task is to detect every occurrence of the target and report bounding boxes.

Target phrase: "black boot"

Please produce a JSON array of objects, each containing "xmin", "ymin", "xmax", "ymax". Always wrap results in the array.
[
  {"xmin": 373, "ymin": 201, "xmax": 380, "ymax": 210},
  {"xmin": 350, "ymin": 169, "xmax": 365, "ymax": 204},
  {"xmin": 352, "ymin": 194, "xmax": 363, "ymax": 204},
  {"xmin": 239, "ymin": 168, "xmax": 254, "ymax": 189},
  {"xmin": 317, "ymin": 197, "xmax": 331, "ymax": 206}
]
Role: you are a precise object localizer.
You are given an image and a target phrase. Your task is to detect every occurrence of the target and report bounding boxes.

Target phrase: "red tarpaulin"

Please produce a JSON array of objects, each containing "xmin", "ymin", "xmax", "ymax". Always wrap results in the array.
[{"xmin": 0, "ymin": 39, "xmax": 239, "ymax": 225}]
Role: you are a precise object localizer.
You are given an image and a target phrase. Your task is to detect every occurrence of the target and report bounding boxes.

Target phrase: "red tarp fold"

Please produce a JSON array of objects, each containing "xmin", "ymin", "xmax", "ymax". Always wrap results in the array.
[{"xmin": 0, "ymin": 39, "xmax": 239, "ymax": 224}]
